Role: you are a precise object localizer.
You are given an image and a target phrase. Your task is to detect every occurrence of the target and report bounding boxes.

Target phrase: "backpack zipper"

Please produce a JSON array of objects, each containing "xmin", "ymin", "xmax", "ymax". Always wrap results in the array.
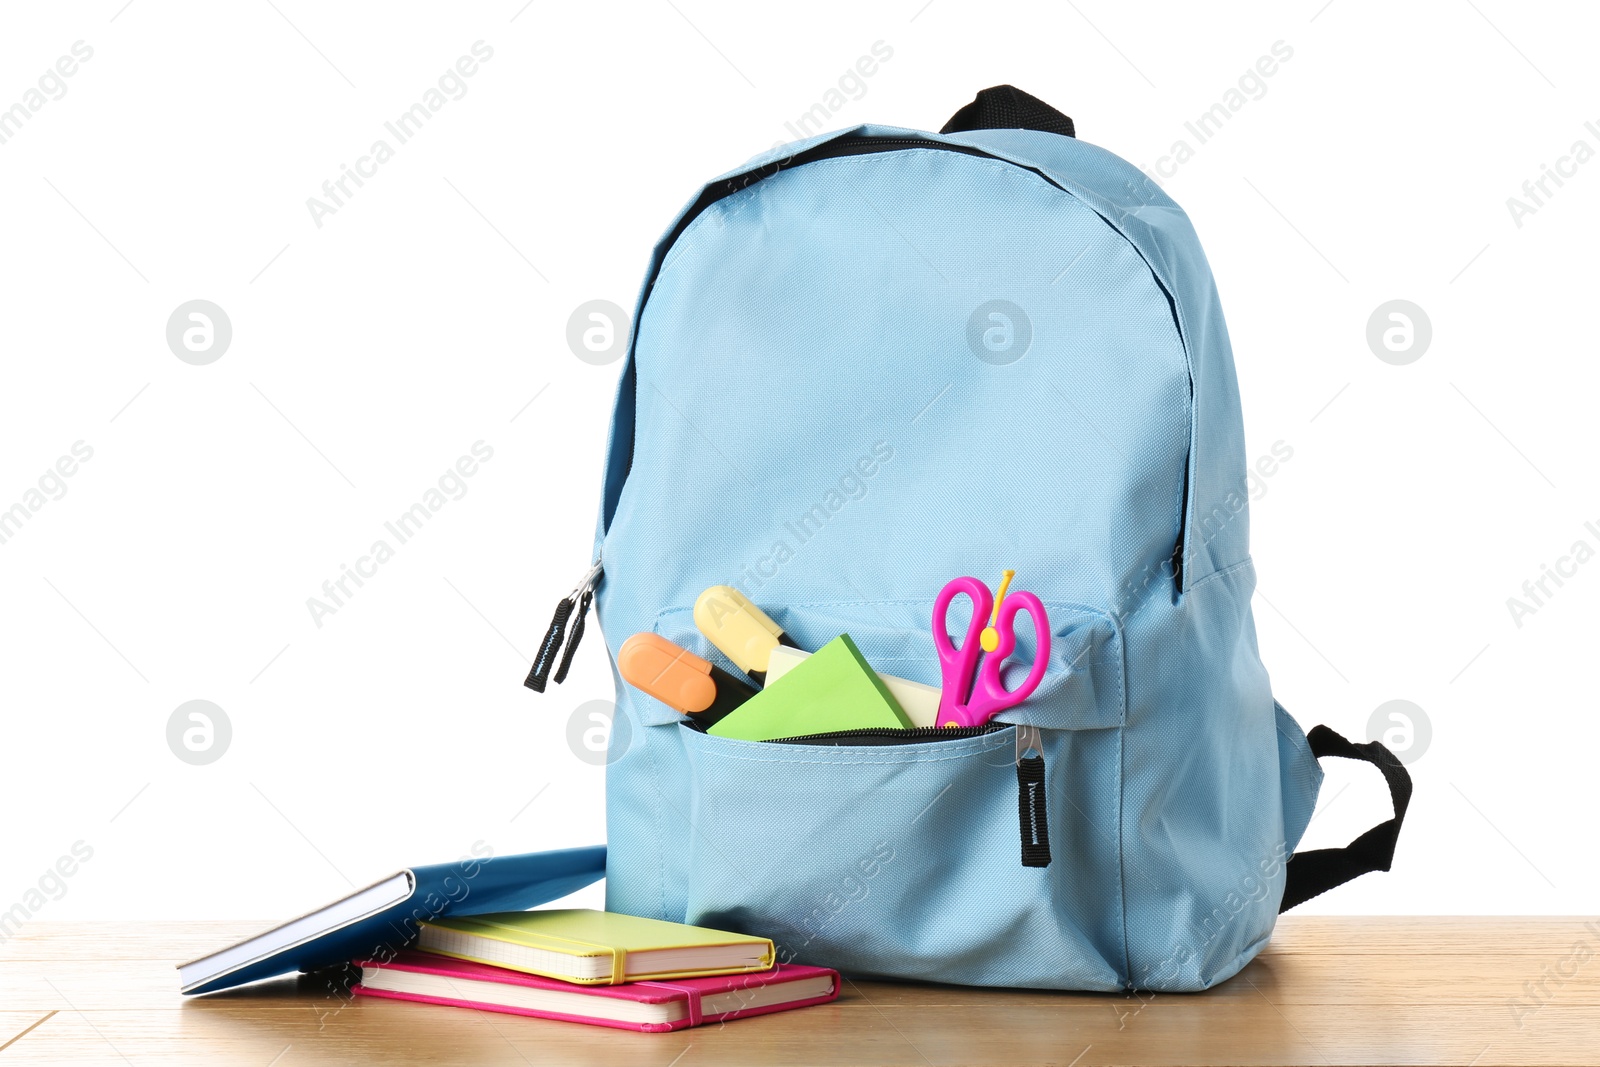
[
  {"xmin": 763, "ymin": 723, "xmax": 1004, "ymax": 745},
  {"xmin": 524, "ymin": 556, "xmax": 603, "ymax": 692}
]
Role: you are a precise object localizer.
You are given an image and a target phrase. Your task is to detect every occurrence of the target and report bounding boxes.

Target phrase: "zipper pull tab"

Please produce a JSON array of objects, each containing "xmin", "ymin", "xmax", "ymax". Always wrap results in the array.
[
  {"xmin": 525, "ymin": 597, "xmax": 574, "ymax": 692},
  {"xmin": 1015, "ymin": 724, "xmax": 1051, "ymax": 868},
  {"xmin": 552, "ymin": 588, "xmax": 593, "ymax": 685},
  {"xmin": 525, "ymin": 558, "xmax": 603, "ymax": 693}
]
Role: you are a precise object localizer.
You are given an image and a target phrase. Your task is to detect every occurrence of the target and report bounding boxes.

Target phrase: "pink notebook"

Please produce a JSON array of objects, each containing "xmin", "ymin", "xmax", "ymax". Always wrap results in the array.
[{"xmin": 352, "ymin": 951, "xmax": 839, "ymax": 1033}]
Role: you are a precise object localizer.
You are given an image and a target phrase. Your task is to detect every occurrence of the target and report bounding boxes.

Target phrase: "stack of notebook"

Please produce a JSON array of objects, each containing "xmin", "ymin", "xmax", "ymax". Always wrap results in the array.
[
  {"xmin": 354, "ymin": 909, "xmax": 838, "ymax": 1032},
  {"xmin": 176, "ymin": 848, "xmax": 837, "ymax": 1033}
]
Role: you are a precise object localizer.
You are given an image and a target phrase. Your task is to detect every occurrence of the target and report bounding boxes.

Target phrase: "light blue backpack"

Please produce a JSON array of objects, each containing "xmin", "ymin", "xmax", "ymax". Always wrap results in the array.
[{"xmin": 535, "ymin": 87, "xmax": 1411, "ymax": 991}]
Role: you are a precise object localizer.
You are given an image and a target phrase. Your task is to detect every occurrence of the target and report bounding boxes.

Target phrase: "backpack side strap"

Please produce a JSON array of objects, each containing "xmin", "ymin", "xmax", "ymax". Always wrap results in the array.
[
  {"xmin": 1280, "ymin": 725, "xmax": 1414, "ymax": 912},
  {"xmin": 941, "ymin": 85, "xmax": 1076, "ymax": 138}
]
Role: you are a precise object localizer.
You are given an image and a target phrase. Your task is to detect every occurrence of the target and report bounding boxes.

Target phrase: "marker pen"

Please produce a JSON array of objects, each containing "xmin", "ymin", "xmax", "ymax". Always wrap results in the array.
[
  {"xmin": 693, "ymin": 585, "xmax": 800, "ymax": 684},
  {"xmin": 617, "ymin": 633, "xmax": 758, "ymax": 727}
]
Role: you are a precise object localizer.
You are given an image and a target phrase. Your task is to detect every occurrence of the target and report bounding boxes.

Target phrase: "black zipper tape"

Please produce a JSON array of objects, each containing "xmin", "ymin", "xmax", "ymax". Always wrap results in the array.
[
  {"xmin": 770, "ymin": 724, "xmax": 1004, "ymax": 746},
  {"xmin": 677, "ymin": 720, "xmax": 1007, "ymax": 746}
]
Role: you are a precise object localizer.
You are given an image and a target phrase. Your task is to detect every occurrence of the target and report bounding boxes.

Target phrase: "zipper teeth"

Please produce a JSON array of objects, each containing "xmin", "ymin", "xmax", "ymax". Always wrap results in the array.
[
  {"xmin": 766, "ymin": 723, "xmax": 1009, "ymax": 744},
  {"xmin": 812, "ymin": 137, "xmax": 985, "ymax": 153}
]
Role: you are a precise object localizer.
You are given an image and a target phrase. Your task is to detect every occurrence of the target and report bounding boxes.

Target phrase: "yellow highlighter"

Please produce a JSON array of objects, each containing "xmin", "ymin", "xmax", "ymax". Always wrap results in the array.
[{"xmin": 693, "ymin": 586, "xmax": 799, "ymax": 684}]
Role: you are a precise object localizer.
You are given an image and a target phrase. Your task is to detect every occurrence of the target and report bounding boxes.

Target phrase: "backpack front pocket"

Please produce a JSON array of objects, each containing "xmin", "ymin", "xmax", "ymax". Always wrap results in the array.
[
  {"xmin": 626, "ymin": 597, "xmax": 1130, "ymax": 989},
  {"xmin": 672, "ymin": 722, "xmax": 1126, "ymax": 990}
]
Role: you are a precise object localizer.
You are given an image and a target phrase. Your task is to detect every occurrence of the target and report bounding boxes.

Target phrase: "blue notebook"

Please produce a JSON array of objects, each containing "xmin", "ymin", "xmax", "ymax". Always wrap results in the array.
[{"xmin": 177, "ymin": 845, "xmax": 606, "ymax": 995}]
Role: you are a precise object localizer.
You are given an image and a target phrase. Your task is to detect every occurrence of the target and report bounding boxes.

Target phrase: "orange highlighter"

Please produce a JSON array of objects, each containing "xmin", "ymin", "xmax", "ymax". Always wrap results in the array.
[{"xmin": 617, "ymin": 633, "xmax": 758, "ymax": 727}]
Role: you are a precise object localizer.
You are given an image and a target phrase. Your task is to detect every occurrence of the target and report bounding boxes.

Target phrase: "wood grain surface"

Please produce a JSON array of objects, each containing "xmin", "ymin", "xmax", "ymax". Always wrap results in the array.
[{"xmin": 2, "ymin": 917, "xmax": 1596, "ymax": 1065}]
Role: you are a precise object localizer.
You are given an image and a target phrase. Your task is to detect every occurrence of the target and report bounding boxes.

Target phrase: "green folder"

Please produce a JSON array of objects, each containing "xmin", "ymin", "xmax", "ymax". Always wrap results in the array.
[{"xmin": 708, "ymin": 633, "xmax": 912, "ymax": 741}]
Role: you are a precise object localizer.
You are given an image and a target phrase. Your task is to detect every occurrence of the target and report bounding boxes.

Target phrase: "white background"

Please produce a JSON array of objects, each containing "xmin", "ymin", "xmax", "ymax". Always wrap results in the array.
[{"xmin": 1, "ymin": 0, "xmax": 1594, "ymax": 926}]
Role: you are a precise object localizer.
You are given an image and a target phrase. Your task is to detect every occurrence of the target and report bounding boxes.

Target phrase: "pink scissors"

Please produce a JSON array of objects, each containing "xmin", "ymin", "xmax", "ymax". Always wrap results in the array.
[{"xmin": 932, "ymin": 575, "xmax": 1051, "ymax": 728}]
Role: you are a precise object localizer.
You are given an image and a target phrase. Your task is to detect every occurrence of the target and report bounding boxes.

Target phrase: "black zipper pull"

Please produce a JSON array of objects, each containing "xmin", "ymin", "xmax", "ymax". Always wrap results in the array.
[
  {"xmin": 552, "ymin": 589, "xmax": 593, "ymax": 684},
  {"xmin": 525, "ymin": 597, "xmax": 573, "ymax": 692},
  {"xmin": 1016, "ymin": 724, "xmax": 1051, "ymax": 867},
  {"xmin": 525, "ymin": 558, "xmax": 602, "ymax": 693}
]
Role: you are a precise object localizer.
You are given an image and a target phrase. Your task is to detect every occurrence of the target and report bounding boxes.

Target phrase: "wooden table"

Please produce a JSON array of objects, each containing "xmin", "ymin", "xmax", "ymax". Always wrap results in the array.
[{"xmin": 2, "ymin": 918, "xmax": 1596, "ymax": 1065}]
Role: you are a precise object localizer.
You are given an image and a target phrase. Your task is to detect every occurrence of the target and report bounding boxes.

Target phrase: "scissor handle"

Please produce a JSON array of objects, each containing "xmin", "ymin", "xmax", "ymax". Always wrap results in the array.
[
  {"xmin": 933, "ymin": 577, "xmax": 992, "ymax": 728},
  {"xmin": 968, "ymin": 590, "xmax": 1051, "ymax": 720},
  {"xmin": 932, "ymin": 576, "xmax": 993, "ymax": 661}
]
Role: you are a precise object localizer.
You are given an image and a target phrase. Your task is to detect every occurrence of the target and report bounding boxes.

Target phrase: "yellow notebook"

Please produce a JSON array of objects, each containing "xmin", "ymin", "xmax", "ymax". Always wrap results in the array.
[{"xmin": 416, "ymin": 909, "xmax": 775, "ymax": 985}]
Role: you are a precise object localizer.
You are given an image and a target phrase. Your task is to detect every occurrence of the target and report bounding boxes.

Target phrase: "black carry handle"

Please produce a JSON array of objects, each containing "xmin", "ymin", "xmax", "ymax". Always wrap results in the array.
[
  {"xmin": 941, "ymin": 85, "xmax": 1076, "ymax": 138},
  {"xmin": 1280, "ymin": 725, "xmax": 1413, "ymax": 912}
]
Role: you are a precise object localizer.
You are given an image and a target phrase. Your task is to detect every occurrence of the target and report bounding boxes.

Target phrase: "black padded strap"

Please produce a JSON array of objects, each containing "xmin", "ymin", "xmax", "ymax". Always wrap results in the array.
[
  {"xmin": 1280, "ymin": 725, "xmax": 1413, "ymax": 912},
  {"xmin": 941, "ymin": 85, "xmax": 1075, "ymax": 138}
]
